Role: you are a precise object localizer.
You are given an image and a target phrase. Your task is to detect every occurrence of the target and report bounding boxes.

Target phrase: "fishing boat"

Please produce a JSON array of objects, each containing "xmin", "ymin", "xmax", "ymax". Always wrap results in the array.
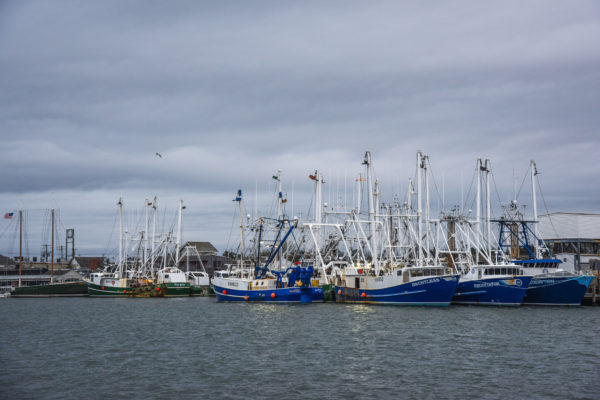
[
  {"xmin": 154, "ymin": 267, "xmax": 190, "ymax": 297},
  {"xmin": 88, "ymin": 271, "xmax": 139, "ymax": 296},
  {"xmin": 213, "ymin": 262, "xmax": 323, "ymax": 303},
  {"xmin": 453, "ymin": 264, "xmax": 532, "ymax": 306},
  {"xmin": 149, "ymin": 201, "xmax": 191, "ymax": 297},
  {"xmin": 213, "ymin": 188, "xmax": 324, "ymax": 303},
  {"xmin": 334, "ymin": 265, "xmax": 459, "ymax": 305},
  {"xmin": 327, "ymin": 152, "xmax": 459, "ymax": 305},
  {"xmin": 88, "ymin": 198, "xmax": 156, "ymax": 297},
  {"xmin": 180, "ymin": 245, "xmax": 212, "ymax": 296},
  {"xmin": 442, "ymin": 160, "xmax": 532, "ymax": 306},
  {"xmin": 494, "ymin": 161, "xmax": 593, "ymax": 306},
  {"xmin": 188, "ymin": 270, "xmax": 212, "ymax": 296},
  {"xmin": 497, "ymin": 216, "xmax": 593, "ymax": 305}
]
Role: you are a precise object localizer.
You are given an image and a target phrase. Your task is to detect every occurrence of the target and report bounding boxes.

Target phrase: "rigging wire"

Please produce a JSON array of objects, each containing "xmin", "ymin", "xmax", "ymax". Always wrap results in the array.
[
  {"xmin": 426, "ymin": 161, "xmax": 444, "ymax": 212},
  {"xmin": 464, "ymin": 163, "xmax": 477, "ymax": 214},
  {"xmin": 3, "ymin": 217, "xmax": 17, "ymax": 256},
  {"xmin": 0, "ymin": 216, "xmax": 15, "ymax": 242},
  {"xmin": 515, "ymin": 163, "xmax": 531, "ymax": 200},
  {"xmin": 224, "ymin": 202, "xmax": 237, "ymax": 254},
  {"xmin": 488, "ymin": 163, "xmax": 504, "ymax": 213},
  {"xmin": 103, "ymin": 208, "xmax": 119, "ymax": 260},
  {"xmin": 537, "ymin": 174, "xmax": 559, "ymax": 238}
]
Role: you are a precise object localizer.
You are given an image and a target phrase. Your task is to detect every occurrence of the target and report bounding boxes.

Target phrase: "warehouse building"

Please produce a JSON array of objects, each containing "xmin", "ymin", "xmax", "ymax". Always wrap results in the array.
[{"xmin": 538, "ymin": 212, "xmax": 600, "ymax": 273}]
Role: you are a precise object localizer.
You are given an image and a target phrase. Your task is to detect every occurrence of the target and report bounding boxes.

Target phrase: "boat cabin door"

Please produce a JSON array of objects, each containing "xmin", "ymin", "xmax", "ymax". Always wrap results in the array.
[
  {"xmin": 478, "ymin": 268, "xmax": 482, "ymax": 279},
  {"xmin": 355, "ymin": 277, "xmax": 360, "ymax": 289}
]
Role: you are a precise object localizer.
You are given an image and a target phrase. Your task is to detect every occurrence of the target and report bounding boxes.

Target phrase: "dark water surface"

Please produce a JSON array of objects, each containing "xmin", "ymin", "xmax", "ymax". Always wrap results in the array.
[{"xmin": 1, "ymin": 298, "xmax": 599, "ymax": 400}]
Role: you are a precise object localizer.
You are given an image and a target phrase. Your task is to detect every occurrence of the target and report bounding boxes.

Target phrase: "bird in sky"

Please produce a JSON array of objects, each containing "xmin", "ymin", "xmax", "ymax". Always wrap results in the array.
[{"xmin": 155, "ymin": 152, "xmax": 162, "ymax": 158}]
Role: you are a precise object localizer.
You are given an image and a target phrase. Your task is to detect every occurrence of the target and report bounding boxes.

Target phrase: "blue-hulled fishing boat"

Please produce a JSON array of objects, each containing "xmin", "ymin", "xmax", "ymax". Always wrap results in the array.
[
  {"xmin": 494, "ymin": 161, "xmax": 593, "ymax": 305},
  {"xmin": 212, "ymin": 210, "xmax": 324, "ymax": 303}
]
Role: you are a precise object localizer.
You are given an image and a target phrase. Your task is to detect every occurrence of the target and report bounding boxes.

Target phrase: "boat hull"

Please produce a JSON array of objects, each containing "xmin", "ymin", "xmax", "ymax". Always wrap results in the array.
[
  {"xmin": 522, "ymin": 275, "xmax": 593, "ymax": 306},
  {"xmin": 335, "ymin": 275, "xmax": 459, "ymax": 306},
  {"xmin": 155, "ymin": 282, "xmax": 191, "ymax": 297},
  {"xmin": 12, "ymin": 281, "xmax": 89, "ymax": 297},
  {"xmin": 87, "ymin": 282, "xmax": 135, "ymax": 297},
  {"xmin": 452, "ymin": 276, "xmax": 532, "ymax": 306},
  {"xmin": 190, "ymin": 285, "xmax": 214, "ymax": 296},
  {"xmin": 213, "ymin": 285, "xmax": 324, "ymax": 303}
]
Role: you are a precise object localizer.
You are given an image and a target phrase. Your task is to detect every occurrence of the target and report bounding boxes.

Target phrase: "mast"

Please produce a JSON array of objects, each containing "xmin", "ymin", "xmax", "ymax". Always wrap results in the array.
[
  {"xmin": 275, "ymin": 170, "xmax": 283, "ymax": 270},
  {"xmin": 151, "ymin": 196, "xmax": 157, "ymax": 276},
  {"xmin": 276, "ymin": 170, "xmax": 283, "ymax": 221},
  {"xmin": 124, "ymin": 229, "xmax": 129, "ymax": 276},
  {"xmin": 118, "ymin": 197, "xmax": 123, "ymax": 277},
  {"xmin": 406, "ymin": 179, "xmax": 413, "ymax": 209},
  {"xmin": 374, "ymin": 178, "xmax": 380, "ymax": 218},
  {"xmin": 235, "ymin": 190, "xmax": 245, "ymax": 266},
  {"xmin": 175, "ymin": 199, "xmax": 183, "ymax": 268},
  {"xmin": 144, "ymin": 198, "xmax": 149, "ymax": 266},
  {"xmin": 476, "ymin": 158, "xmax": 482, "ymax": 263},
  {"xmin": 310, "ymin": 172, "xmax": 322, "ymax": 268},
  {"xmin": 531, "ymin": 160, "xmax": 540, "ymax": 258},
  {"xmin": 485, "ymin": 159, "xmax": 492, "ymax": 260},
  {"xmin": 363, "ymin": 151, "xmax": 378, "ymax": 271},
  {"xmin": 423, "ymin": 154, "xmax": 430, "ymax": 258},
  {"xmin": 186, "ymin": 245, "xmax": 190, "ymax": 274},
  {"xmin": 163, "ymin": 233, "xmax": 169, "ymax": 269},
  {"xmin": 416, "ymin": 151, "xmax": 423, "ymax": 265},
  {"xmin": 51, "ymin": 209, "xmax": 54, "ymax": 284},
  {"xmin": 19, "ymin": 210, "xmax": 22, "ymax": 287},
  {"xmin": 356, "ymin": 173, "xmax": 362, "ymax": 213}
]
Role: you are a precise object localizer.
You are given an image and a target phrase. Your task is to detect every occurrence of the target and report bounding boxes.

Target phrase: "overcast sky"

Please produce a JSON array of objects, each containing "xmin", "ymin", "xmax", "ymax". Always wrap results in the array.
[{"xmin": 1, "ymin": 1, "xmax": 599, "ymax": 258}]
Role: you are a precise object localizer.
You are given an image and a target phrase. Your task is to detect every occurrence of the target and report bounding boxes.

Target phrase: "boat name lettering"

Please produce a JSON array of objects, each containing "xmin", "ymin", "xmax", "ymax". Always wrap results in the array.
[
  {"xmin": 531, "ymin": 279, "xmax": 556, "ymax": 286},
  {"xmin": 227, "ymin": 282, "xmax": 239, "ymax": 287},
  {"xmin": 412, "ymin": 278, "xmax": 440, "ymax": 287},
  {"xmin": 375, "ymin": 277, "xmax": 384, "ymax": 282},
  {"xmin": 474, "ymin": 282, "xmax": 500, "ymax": 288}
]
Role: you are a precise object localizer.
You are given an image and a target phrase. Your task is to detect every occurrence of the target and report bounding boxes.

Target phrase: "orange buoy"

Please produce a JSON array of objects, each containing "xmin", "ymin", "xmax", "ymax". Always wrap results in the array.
[
  {"xmin": 361, "ymin": 292, "xmax": 366, "ymax": 298},
  {"xmin": 123, "ymin": 290, "xmax": 127, "ymax": 293},
  {"xmin": 223, "ymin": 289, "xmax": 227, "ymax": 295},
  {"xmin": 156, "ymin": 287, "xmax": 160, "ymax": 291},
  {"xmin": 338, "ymin": 289, "xmax": 342, "ymax": 295},
  {"xmin": 244, "ymin": 295, "xmax": 249, "ymax": 301},
  {"xmin": 101, "ymin": 286, "xmax": 105, "ymax": 290},
  {"xmin": 271, "ymin": 292, "xmax": 276, "ymax": 299}
]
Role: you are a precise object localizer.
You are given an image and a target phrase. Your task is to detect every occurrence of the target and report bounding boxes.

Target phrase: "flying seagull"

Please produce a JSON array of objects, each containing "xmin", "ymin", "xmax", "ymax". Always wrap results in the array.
[{"xmin": 155, "ymin": 152, "xmax": 162, "ymax": 158}]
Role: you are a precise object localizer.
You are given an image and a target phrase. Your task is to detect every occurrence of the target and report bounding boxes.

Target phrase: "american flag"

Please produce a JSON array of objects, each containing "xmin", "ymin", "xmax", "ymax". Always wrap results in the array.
[{"xmin": 4, "ymin": 212, "xmax": 13, "ymax": 219}]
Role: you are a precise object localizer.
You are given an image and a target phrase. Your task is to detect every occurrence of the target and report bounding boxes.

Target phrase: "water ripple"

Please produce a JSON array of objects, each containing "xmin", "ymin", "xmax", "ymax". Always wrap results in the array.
[{"xmin": 1, "ymin": 299, "xmax": 599, "ymax": 399}]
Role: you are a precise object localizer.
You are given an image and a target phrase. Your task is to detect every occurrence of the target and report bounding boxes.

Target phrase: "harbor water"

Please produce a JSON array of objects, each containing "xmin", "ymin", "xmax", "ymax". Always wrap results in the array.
[{"xmin": 1, "ymin": 298, "xmax": 599, "ymax": 399}]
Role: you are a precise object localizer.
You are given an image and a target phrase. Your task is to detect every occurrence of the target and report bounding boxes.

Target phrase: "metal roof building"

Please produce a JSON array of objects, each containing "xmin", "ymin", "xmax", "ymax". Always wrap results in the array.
[
  {"xmin": 538, "ymin": 212, "xmax": 600, "ymax": 240},
  {"xmin": 538, "ymin": 212, "xmax": 600, "ymax": 272}
]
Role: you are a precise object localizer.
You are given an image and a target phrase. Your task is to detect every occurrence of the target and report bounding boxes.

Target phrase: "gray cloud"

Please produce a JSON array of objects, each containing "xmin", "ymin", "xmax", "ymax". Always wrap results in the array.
[{"xmin": 1, "ymin": 1, "xmax": 599, "ymax": 257}]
